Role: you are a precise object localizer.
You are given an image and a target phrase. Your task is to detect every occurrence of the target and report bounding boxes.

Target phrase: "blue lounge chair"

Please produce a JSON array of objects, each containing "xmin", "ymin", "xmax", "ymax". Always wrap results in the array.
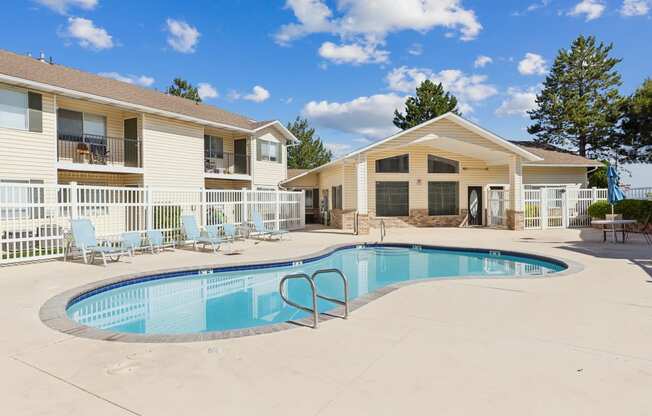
[
  {"xmin": 120, "ymin": 232, "xmax": 147, "ymax": 255},
  {"xmin": 67, "ymin": 219, "xmax": 131, "ymax": 266},
  {"xmin": 181, "ymin": 215, "xmax": 222, "ymax": 253},
  {"xmin": 222, "ymin": 223, "xmax": 244, "ymax": 254},
  {"xmin": 251, "ymin": 211, "xmax": 289, "ymax": 240},
  {"xmin": 146, "ymin": 229, "xmax": 176, "ymax": 253}
]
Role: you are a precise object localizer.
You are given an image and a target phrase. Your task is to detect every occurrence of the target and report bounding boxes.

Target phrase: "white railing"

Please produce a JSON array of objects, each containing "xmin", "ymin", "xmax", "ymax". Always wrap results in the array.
[
  {"xmin": 523, "ymin": 187, "xmax": 609, "ymax": 230},
  {"xmin": 0, "ymin": 183, "xmax": 305, "ymax": 265},
  {"xmin": 624, "ymin": 187, "xmax": 652, "ymax": 200},
  {"xmin": 487, "ymin": 189, "xmax": 509, "ymax": 227}
]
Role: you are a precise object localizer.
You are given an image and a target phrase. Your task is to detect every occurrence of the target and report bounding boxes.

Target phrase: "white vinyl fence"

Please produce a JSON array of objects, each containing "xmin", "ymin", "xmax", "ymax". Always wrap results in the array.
[
  {"xmin": 0, "ymin": 183, "xmax": 304, "ymax": 265},
  {"xmin": 523, "ymin": 187, "xmax": 608, "ymax": 230},
  {"xmin": 624, "ymin": 187, "xmax": 652, "ymax": 200}
]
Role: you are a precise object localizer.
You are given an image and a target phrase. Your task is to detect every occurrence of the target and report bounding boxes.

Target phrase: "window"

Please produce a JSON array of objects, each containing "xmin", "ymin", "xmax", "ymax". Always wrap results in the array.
[
  {"xmin": 0, "ymin": 86, "xmax": 27, "ymax": 130},
  {"xmin": 376, "ymin": 182, "xmax": 409, "ymax": 216},
  {"xmin": 331, "ymin": 185, "xmax": 342, "ymax": 209},
  {"xmin": 305, "ymin": 189, "xmax": 313, "ymax": 209},
  {"xmin": 375, "ymin": 154, "xmax": 409, "ymax": 173},
  {"xmin": 204, "ymin": 135, "xmax": 224, "ymax": 159},
  {"xmin": 428, "ymin": 155, "xmax": 459, "ymax": 174},
  {"xmin": 57, "ymin": 109, "xmax": 106, "ymax": 139},
  {"xmin": 428, "ymin": 181, "xmax": 459, "ymax": 216},
  {"xmin": 257, "ymin": 139, "xmax": 281, "ymax": 163}
]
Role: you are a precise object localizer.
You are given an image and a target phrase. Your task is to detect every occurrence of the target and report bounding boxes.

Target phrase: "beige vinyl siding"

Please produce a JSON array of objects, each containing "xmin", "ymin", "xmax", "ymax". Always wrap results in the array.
[
  {"xmin": 372, "ymin": 119, "xmax": 507, "ymax": 153},
  {"xmin": 367, "ymin": 145, "xmax": 510, "ymax": 216},
  {"xmin": 205, "ymin": 178, "xmax": 251, "ymax": 189},
  {"xmin": 0, "ymin": 87, "xmax": 56, "ymax": 183},
  {"xmin": 342, "ymin": 162, "xmax": 357, "ymax": 210},
  {"xmin": 318, "ymin": 165, "xmax": 343, "ymax": 210},
  {"xmin": 142, "ymin": 114, "xmax": 204, "ymax": 188},
  {"xmin": 58, "ymin": 170, "xmax": 143, "ymax": 186},
  {"xmin": 523, "ymin": 166, "xmax": 588, "ymax": 186},
  {"xmin": 252, "ymin": 126, "xmax": 287, "ymax": 188}
]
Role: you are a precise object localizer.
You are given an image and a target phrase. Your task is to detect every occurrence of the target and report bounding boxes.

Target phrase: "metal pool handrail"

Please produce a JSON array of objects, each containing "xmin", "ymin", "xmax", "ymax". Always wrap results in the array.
[
  {"xmin": 380, "ymin": 219, "xmax": 386, "ymax": 242},
  {"xmin": 279, "ymin": 273, "xmax": 319, "ymax": 328},
  {"xmin": 312, "ymin": 268, "xmax": 349, "ymax": 319}
]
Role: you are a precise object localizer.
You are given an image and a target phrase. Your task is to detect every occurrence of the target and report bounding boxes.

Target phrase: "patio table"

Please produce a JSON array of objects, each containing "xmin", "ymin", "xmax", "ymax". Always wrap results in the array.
[{"xmin": 591, "ymin": 219, "xmax": 637, "ymax": 243}]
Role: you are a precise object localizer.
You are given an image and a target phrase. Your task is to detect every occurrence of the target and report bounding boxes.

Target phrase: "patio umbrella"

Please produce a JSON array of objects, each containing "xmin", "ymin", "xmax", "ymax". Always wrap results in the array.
[{"xmin": 607, "ymin": 163, "xmax": 625, "ymax": 214}]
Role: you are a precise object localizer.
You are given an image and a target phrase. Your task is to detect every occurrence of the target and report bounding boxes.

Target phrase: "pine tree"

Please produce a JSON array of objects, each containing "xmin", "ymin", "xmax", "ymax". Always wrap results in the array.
[
  {"xmin": 286, "ymin": 117, "xmax": 333, "ymax": 169},
  {"xmin": 528, "ymin": 35, "xmax": 624, "ymax": 158},
  {"xmin": 393, "ymin": 80, "xmax": 460, "ymax": 130},
  {"xmin": 167, "ymin": 78, "xmax": 202, "ymax": 102},
  {"xmin": 619, "ymin": 78, "xmax": 652, "ymax": 162}
]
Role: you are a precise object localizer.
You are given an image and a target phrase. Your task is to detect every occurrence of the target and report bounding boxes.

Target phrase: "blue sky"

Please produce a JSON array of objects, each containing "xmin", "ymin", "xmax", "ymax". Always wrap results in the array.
[{"xmin": 3, "ymin": 0, "xmax": 652, "ymax": 182}]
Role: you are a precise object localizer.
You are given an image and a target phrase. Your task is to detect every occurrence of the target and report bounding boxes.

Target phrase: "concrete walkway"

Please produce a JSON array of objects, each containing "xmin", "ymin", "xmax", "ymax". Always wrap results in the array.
[{"xmin": 1, "ymin": 227, "xmax": 651, "ymax": 415}]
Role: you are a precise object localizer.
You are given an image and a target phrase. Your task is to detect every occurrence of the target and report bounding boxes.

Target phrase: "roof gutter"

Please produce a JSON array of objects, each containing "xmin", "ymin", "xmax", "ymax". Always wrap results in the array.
[{"xmin": 0, "ymin": 73, "xmax": 255, "ymax": 134}]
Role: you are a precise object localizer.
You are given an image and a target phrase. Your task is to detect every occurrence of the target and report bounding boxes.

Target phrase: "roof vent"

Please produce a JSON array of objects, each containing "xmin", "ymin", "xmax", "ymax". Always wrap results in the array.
[{"xmin": 38, "ymin": 51, "xmax": 47, "ymax": 63}]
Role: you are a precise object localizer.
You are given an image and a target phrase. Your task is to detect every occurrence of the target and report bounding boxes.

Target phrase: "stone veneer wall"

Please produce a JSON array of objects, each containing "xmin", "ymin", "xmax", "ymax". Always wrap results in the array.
[
  {"xmin": 353, "ymin": 209, "xmax": 469, "ymax": 235},
  {"xmin": 506, "ymin": 210, "xmax": 524, "ymax": 231}
]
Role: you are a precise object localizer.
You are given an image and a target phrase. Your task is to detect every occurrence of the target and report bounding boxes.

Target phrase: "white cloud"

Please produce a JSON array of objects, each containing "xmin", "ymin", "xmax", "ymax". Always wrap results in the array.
[
  {"xmin": 408, "ymin": 43, "xmax": 423, "ymax": 56},
  {"xmin": 35, "ymin": 0, "xmax": 97, "ymax": 14},
  {"xmin": 474, "ymin": 55, "xmax": 492, "ymax": 68},
  {"xmin": 303, "ymin": 93, "xmax": 405, "ymax": 139},
  {"xmin": 568, "ymin": 0, "xmax": 606, "ymax": 20},
  {"xmin": 325, "ymin": 142, "xmax": 353, "ymax": 157},
  {"xmin": 495, "ymin": 87, "xmax": 539, "ymax": 117},
  {"xmin": 63, "ymin": 17, "xmax": 113, "ymax": 50},
  {"xmin": 385, "ymin": 66, "xmax": 497, "ymax": 113},
  {"xmin": 318, "ymin": 41, "xmax": 389, "ymax": 65},
  {"xmin": 517, "ymin": 53, "xmax": 547, "ymax": 75},
  {"xmin": 234, "ymin": 85, "xmax": 271, "ymax": 103},
  {"xmin": 512, "ymin": 0, "xmax": 550, "ymax": 16},
  {"xmin": 165, "ymin": 18, "xmax": 200, "ymax": 53},
  {"xmin": 620, "ymin": 0, "xmax": 650, "ymax": 16},
  {"xmin": 275, "ymin": 0, "xmax": 482, "ymax": 65},
  {"xmin": 197, "ymin": 83, "xmax": 218, "ymax": 100},
  {"xmin": 98, "ymin": 72, "xmax": 154, "ymax": 87}
]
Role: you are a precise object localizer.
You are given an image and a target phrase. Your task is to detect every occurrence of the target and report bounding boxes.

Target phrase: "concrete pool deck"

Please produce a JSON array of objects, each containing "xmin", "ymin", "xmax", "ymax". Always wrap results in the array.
[{"xmin": 1, "ymin": 227, "xmax": 651, "ymax": 415}]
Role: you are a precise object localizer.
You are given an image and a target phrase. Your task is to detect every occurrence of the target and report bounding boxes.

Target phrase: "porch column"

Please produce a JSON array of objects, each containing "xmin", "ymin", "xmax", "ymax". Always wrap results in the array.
[
  {"xmin": 356, "ymin": 155, "xmax": 370, "ymax": 234},
  {"xmin": 508, "ymin": 156, "xmax": 524, "ymax": 230}
]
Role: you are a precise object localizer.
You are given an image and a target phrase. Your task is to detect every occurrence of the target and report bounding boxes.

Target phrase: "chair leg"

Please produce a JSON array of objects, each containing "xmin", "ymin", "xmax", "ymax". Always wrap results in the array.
[
  {"xmin": 101, "ymin": 253, "xmax": 107, "ymax": 266},
  {"xmin": 82, "ymin": 248, "xmax": 89, "ymax": 264}
]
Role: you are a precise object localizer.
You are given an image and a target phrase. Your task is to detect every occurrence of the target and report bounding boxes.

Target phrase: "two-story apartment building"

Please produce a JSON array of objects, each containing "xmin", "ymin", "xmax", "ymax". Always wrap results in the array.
[{"xmin": 0, "ymin": 49, "xmax": 297, "ymax": 191}]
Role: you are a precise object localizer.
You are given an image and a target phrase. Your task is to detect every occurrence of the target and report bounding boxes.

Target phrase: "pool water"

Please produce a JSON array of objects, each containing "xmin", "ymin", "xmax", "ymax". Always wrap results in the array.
[{"xmin": 66, "ymin": 245, "xmax": 565, "ymax": 335}]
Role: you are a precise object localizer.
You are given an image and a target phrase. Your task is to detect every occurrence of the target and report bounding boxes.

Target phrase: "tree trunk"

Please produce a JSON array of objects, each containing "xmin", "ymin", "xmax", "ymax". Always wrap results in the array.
[{"xmin": 578, "ymin": 135, "xmax": 586, "ymax": 157}]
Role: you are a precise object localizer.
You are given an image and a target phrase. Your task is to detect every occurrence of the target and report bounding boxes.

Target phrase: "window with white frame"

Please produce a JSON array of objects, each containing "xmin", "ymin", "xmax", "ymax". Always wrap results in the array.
[
  {"xmin": 257, "ymin": 139, "xmax": 281, "ymax": 162},
  {"xmin": 57, "ymin": 109, "xmax": 107, "ymax": 139},
  {"xmin": 0, "ymin": 85, "xmax": 28, "ymax": 130}
]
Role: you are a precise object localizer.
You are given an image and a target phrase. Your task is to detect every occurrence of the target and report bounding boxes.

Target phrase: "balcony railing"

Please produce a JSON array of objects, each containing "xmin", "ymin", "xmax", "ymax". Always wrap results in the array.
[
  {"xmin": 57, "ymin": 134, "xmax": 142, "ymax": 168},
  {"xmin": 205, "ymin": 152, "xmax": 250, "ymax": 175}
]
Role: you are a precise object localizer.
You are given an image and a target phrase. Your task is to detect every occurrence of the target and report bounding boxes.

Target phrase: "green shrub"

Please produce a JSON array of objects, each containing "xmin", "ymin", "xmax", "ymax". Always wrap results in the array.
[
  {"xmin": 524, "ymin": 203, "xmax": 540, "ymax": 218},
  {"xmin": 615, "ymin": 199, "xmax": 652, "ymax": 223},
  {"xmin": 588, "ymin": 199, "xmax": 652, "ymax": 222},
  {"xmin": 587, "ymin": 201, "xmax": 611, "ymax": 219}
]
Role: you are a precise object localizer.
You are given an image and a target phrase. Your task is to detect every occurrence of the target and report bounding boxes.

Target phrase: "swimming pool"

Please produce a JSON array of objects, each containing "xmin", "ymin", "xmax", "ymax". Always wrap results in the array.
[{"xmin": 63, "ymin": 244, "xmax": 566, "ymax": 337}]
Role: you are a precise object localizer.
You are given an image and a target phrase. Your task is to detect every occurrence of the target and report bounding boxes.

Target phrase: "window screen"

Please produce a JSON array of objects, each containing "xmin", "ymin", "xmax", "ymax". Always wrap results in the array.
[
  {"xmin": 376, "ymin": 181, "xmax": 409, "ymax": 216},
  {"xmin": 204, "ymin": 135, "xmax": 224, "ymax": 158},
  {"xmin": 428, "ymin": 181, "xmax": 459, "ymax": 216},
  {"xmin": 375, "ymin": 154, "xmax": 409, "ymax": 173},
  {"xmin": 428, "ymin": 155, "xmax": 459, "ymax": 173}
]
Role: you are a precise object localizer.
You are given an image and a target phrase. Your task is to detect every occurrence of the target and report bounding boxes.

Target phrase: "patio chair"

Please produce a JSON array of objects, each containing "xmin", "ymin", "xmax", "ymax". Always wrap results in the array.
[
  {"xmin": 146, "ymin": 229, "xmax": 176, "ymax": 253},
  {"xmin": 67, "ymin": 219, "xmax": 131, "ymax": 266},
  {"xmin": 120, "ymin": 232, "xmax": 149, "ymax": 255},
  {"xmin": 222, "ymin": 223, "xmax": 244, "ymax": 254},
  {"xmin": 251, "ymin": 211, "xmax": 288, "ymax": 240},
  {"xmin": 181, "ymin": 215, "xmax": 222, "ymax": 253},
  {"xmin": 626, "ymin": 213, "xmax": 651, "ymax": 244}
]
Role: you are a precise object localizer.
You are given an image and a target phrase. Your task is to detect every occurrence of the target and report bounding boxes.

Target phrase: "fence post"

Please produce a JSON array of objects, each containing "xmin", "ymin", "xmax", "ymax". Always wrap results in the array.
[
  {"xmin": 70, "ymin": 182, "xmax": 79, "ymax": 219},
  {"xmin": 145, "ymin": 186, "xmax": 154, "ymax": 230},
  {"xmin": 591, "ymin": 187, "xmax": 597, "ymax": 204},
  {"xmin": 275, "ymin": 190, "xmax": 280, "ymax": 230},
  {"xmin": 300, "ymin": 189, "xmax": 306, "ymax": 228},
  {"xmin": 201, "ymin": 187, "xmax": 207, "ymax": 227},
  {"xmin": 563, "ymin": 189, "xmax": 569, "ymax": 228},
  {"xmin": 242, "ymin": 188, "xmax": 248, "ymax": 225}
]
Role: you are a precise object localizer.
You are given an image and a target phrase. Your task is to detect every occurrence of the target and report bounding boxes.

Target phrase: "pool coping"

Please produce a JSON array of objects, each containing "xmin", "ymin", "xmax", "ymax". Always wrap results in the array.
[{"xmin": 39, "ymin": 242, "xmax": 584, "ymax": 344}]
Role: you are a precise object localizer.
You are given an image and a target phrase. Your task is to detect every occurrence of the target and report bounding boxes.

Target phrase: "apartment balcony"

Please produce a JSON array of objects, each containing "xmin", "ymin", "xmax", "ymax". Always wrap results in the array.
[
  {"xmin": 57, "ymin": 134, "xmax": 143, "ymax": 174},
  {"xmin": 204, "ymin": 152, "xmax": 251, "ymax": 180}
]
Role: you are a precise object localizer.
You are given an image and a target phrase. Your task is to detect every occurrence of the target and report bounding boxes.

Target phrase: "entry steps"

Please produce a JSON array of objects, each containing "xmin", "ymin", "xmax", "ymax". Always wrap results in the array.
[{"xmin": 279, "ymin": 268, "xmax": 349, "ymax": 329}]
